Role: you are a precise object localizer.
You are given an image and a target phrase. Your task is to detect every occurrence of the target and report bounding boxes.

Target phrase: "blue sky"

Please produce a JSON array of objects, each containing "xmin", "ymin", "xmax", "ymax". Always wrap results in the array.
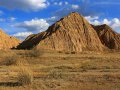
[{"xmin": 0, "ymin": 0, "xmax": 120, "ymax": 40}]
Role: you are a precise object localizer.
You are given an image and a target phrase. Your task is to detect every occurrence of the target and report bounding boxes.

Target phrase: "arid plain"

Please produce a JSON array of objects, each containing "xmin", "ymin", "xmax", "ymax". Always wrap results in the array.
[{"xmin": 0, "ymin": 50, "xmax": 120, "ymax": 90}]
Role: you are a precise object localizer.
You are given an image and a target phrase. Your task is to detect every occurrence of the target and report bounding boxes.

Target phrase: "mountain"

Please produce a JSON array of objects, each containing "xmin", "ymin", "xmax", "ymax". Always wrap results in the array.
[
  {"xmin": 0, "ymin": 29, "xmax": 20, "ymax": 49},
  {"xmin": 93, "ymin": 24, "xmax": 120, "ymax": 50},
  {"xmin": 17, "ymin": 12, "xmax": 105, "ymax": 52}
]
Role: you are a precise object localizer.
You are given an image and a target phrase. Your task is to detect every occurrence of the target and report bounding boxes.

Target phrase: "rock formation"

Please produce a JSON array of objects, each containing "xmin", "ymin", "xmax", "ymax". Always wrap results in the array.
[
  {"xmin": 17, "ymin": 12, "xmax": 105, "ymax": 52},
  {"xmin": 0, "ymin": 29, "xmax": 20, "ymax": 49},
  {"xmin": 93, "ymin": 24, "xmax": 120, "ymax": 50}
]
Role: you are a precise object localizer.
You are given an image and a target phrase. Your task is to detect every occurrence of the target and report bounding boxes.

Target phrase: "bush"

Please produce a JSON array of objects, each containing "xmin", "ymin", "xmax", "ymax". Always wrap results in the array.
[
  {"xmin": 17, "ymin": 71, "xmax": 33, "ymax": 86},
  {"xmin": 58, "ymin": 51, "xmax": 63, "ymax": 53},
  {"xmin": 71, "ymin": 51, "xmax": 76, "ymax": 54},
  {"xmin": 103, "ymin": 74, "xmax": 110, "ymax": 80},
  {"xmin": 27, "ymin": 48, "xmax": 43, "ymax": 57},
  {"xmin": 2, "ymin": 56, "xmax": 17, "ymax": 66},
  {"xmin": 47, "ymin": 70, "xmax": 63, "ymax": 79}
]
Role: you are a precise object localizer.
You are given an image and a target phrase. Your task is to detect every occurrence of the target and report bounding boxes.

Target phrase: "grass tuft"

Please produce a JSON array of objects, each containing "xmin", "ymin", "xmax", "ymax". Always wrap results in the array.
[
  {"xmin": 26, "ymin": 48, "xmax": 43, "ymax": 57},
  {"xmin": 17, "ymin": 70, "xmax": 33, "ymax": 86},
  {"xmin": 1, "ymin": 56, "xmax": 17, "ymax": 66}
]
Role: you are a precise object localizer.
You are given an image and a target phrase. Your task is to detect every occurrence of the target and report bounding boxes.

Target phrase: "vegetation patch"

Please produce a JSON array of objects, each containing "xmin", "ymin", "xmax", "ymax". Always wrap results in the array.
[
  {"xmin": 25, "ymin": 48, "xmax": 43, "ymax": 57},
  {"xmin": 17, "ymin": 71, "xmax": 33, "ymax": 86},
  {"xmin": 1, "ymin": 56, "xmax": 18, "ymax": 66}
]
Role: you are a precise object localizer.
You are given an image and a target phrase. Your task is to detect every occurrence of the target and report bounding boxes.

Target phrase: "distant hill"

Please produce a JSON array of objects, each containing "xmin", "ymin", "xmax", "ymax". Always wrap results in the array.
[
  {"xmin": 93, "ymin": 24, "xmax": 120, "ymax": 50},
  {"xmin": 0, "ymin": 29, "xmax": 20, "ymax": 49}
]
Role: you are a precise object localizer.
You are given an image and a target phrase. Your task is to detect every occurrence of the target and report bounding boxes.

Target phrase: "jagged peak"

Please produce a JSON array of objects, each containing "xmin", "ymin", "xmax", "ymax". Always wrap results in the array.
[
  {"xmin": 93, "ymin": 24, "xmax": 119, "ymax": 36},
  {"xmin": 46, "ymin": 12, "xmax": 84, "ymax": 33},
  {"xmin": 93, "ymin": 24, "xmax": 120, "ymax": 49},
  {"xmin": 92, "ymin": 24, "xmax": 107, "ymax": 27},
  {"xmin": 17, "ymin": 11, "xmax": 105, "ymax": 51},
  {"xmin": 92, "ymin": 24, "xmax": 113, "ymax": 31},
  {"xmin": 56, "ymin": 12, "xmax": 82, "ymax": 22},
  {"xmin": 68, "ymin": 12, "xmax": 80, "ymax": 16},
  {"xmin": 93, "ymin": 24, "xmax": 110, "ymax": 28}
]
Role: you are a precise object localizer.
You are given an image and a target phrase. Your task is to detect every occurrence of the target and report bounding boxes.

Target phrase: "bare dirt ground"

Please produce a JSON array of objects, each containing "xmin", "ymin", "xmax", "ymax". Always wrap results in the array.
[{"xmin": 0, "ymin": 50, "xmax": 120, "ymax": 90}]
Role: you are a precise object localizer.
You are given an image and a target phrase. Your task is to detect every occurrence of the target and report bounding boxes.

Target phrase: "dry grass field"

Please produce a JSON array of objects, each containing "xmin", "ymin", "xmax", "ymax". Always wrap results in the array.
[{"xmin": 0, "ymin": 49, "xmax": 120, "ymax": 90}]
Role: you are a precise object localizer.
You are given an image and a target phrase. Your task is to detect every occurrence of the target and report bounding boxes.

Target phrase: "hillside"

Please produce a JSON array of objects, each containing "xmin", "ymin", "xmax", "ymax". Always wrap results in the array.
[
  {"xmin": 17, "ymin": 12, "xmax": 105, "ymax": 52},
  {"xmin": 0, "ymin": 29, "xmax": 20, "ymax": 49},
  {"xmin": 93, "ymin": 24, "xmax": 120, "ymax": 50}
]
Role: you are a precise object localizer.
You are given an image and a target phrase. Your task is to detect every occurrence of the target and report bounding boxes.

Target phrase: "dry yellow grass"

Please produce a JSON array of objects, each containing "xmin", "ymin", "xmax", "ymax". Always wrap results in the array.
[
  {"xmin": 17, "ymin": 59, "xmax": 33, "ymax": 86},
  {"xmin": 0, "ymin": 50, "xmax": 120, "ymax": 90}
]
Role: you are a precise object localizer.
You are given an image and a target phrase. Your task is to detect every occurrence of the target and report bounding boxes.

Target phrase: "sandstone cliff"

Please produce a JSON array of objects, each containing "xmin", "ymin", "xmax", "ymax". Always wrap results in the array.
[
  {"xmin": 93, "ymin": 24, "xmax": 120, "ymax": 50},
  {"xmin": 17, "ymin": 12, "xmax": 105, "ymax": 52},
  {"xmin": 0, "ymin": 29, "xmax": 20, "ymax": 49}
]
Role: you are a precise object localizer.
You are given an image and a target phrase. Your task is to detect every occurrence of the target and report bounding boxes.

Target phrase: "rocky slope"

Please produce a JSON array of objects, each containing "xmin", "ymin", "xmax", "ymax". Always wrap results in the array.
[
  {"xmin": 0, "ymin": 29, "xmax": 20, "ymax": 49},
  {"xmin": 17, "ymin": 12, "xmax": 105, "ymax": 52},
  {"xmin": 93, "ymin": 24, "xmax": 120, "ymax": 50}
]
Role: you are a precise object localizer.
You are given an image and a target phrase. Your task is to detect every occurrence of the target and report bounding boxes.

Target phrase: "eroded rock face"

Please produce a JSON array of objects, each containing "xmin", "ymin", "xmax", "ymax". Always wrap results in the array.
[
  {"xmin": 93, "ymin": 24, "xmax": 120, "ymax": 50},
  {"xmin": 17, "ymin": 12, "xmax": 105, "ymax": 52},
  {"xmin": 0, "ymin": 30, "xmax": 20, "ymax": 49}
]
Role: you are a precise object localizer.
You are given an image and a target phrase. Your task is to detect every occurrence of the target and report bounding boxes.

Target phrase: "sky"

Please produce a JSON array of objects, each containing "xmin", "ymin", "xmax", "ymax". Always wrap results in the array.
[{"xmin": 0, "ymin": 0, "xmax": 120, "ymax": 40}]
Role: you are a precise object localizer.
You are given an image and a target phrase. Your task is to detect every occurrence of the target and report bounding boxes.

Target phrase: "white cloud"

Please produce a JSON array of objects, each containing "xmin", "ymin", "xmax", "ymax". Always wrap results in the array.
[
  {"xmin": 85, "ymin": 16, "xmax": 99, "ymax": 22},
  {"xmin": 0, "ymin": 17, "xmax": 16, "ymax": 22},
  {"xmin": 111, "ymin": 18, "xmax": 120, "ymax": 29},
  {"xmin": 103, "ymin": 19, "xmax": 111, "ymax": 25},
  {"xmin": 112, "ymin": 18, "xmax": 120, "ymax": 24},
  {"xmin": 53, "ymin": 1, "xmax": 69, "ymax": 6},
  {"xmin": 71, "ymin": 5, "xmax": 79, "ymax": 9},
  {"xmin": 85, "ymin": 16, "xmax": 120, "ymax": 33},
  {"xmin": 59, "ymin": 2, "xmax": 63, "ymax": 6},
  {"xmin": 14, "ymin": 18, "xmax": 49, "ymax": 32},
  {"xmin": 50, "ymin": 16, "xmax": 56, "ymax": 20},
  {"xmin": 47, "ymin": 16, "xmax": 58, "ymax": 24},
  {"xmin": 65, "ymin": 2, "xmax": 69, "ymax": 5},
  {"xmin": 0, "ymin": 0, "xmax": 49, "ymax": 11},
  {"xmin": 13, "ymin": 32, "xmax": 33, "ymax": 40},
  {"xmin": 85, "ymin": 16, "xmax": 100, "ymax": 25},
  {"xmin": 54, "ymin": 2, "xmax": 58, "ymax": 5},
  {"xmin": 92, "ymin": 20, "xmax": 101, "ymax": 25},
  {"xmin": 9, "ymin": 17, "xmax": 16, "ymax": 22},
  {"xmin": 103, "ymin": 18, "xmax": 120, "ymax": 31},
  {"xmin": 13, "ymin": 32, "xmax": 33, "ymax": 37},
  {"xmin": 0, "ymin": 10, "xmax": 4, "ymax": 15}
]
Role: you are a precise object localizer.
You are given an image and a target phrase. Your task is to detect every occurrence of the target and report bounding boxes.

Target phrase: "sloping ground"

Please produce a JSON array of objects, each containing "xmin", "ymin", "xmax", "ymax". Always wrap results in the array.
[
  {"xmin": 17, "ymin": 12, "xmax": 105, "ymax": 52},
  {"xmin": 93, "ymin": 24, "xmax": 120, "ymax": 50},
  {"xmin": 0, "ymin": 30, "xmax": 20, "ymax": 49}
]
